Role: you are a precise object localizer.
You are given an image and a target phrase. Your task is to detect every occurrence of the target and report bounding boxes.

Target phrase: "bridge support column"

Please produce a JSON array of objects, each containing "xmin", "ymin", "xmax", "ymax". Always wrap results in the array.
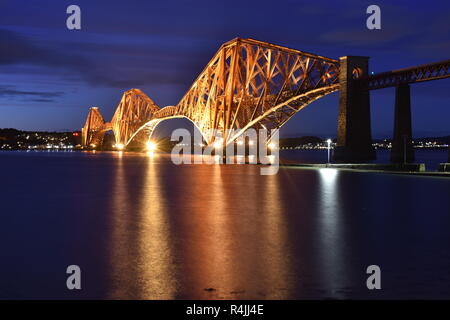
[
  {"xmin": 391, "ymin": 84, "xmax": 415, "ymax": 163},
  {"xmin": 333, "ymin": 56, "xmax": 376, "ymax": 162}
]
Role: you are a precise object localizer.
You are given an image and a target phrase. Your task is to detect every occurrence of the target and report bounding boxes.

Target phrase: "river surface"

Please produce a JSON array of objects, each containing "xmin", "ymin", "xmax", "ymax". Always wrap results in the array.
[{"xmin": 1, "ymin": 150, "xmax": 450, "ymax": 299}]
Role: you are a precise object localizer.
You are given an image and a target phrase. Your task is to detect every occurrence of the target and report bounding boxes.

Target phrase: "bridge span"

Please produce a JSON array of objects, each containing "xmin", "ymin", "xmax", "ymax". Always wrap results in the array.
[{"xmin": 81, "ymin": 38, "xmax": 450, "ymax": 162}]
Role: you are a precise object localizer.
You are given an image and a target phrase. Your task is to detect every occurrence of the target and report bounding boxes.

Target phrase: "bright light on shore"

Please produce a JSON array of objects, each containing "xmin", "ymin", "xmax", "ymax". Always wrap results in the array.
[
  {"xmin": 326, "ymin": 139, "xmax": 332, "ymax": 163},
  {"xmin": 116, "ymin": 143, "xmax": 124, "ymax": 150},
  {"xmin": 146, "ymin": 141, "xmax": 157, "ymax": 151},
  {"xmin": 213, "ymin": 140, "xmax": 222, "ymax": 149},
  {"xmin": 268, "ymin": 142, "xmax": 277, "ymax": 150}
]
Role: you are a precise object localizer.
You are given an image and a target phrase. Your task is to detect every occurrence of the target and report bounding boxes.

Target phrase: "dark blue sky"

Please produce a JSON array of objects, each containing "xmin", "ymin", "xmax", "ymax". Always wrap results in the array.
[{"xmin": 0, "ymin": 0, "xmax": 449, "ymax": 138}]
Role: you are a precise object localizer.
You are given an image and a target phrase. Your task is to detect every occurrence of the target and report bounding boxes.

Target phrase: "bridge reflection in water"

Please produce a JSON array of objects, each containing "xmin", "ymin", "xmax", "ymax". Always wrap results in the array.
[
  {"xmin": 94, "ymin": 153, "xmax": 450, "ymax": 299},
  {"xmin": 109, "ymin": 153, "xmax": 177, "ymax": 299},
  {"xmin": 107, "ymin": 154, "xmax": 295, "ymax": 299},
  {"xmin": 102, "ymin": 153, "xmax": 361, "ymax": 299},
  {"xmin": 1, "ymin": 151, "xmax": 450, "ymax": 298}
]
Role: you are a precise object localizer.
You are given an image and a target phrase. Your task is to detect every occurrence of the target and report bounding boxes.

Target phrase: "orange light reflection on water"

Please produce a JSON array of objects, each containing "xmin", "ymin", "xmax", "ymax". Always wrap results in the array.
[{"xmin": 107, "ymin": 154, "xmax": 294, "ymax": 299}]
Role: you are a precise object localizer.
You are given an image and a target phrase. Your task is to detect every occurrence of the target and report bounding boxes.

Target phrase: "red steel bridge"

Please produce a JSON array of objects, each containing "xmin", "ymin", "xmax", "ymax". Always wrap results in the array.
[{"xmin": 81, "ymin": 38, "xmax": 450, "ymax": 162}]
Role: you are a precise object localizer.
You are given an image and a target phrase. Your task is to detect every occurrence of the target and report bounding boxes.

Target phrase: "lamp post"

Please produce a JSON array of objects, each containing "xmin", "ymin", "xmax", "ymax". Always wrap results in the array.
[{"xmin": 327, "ymin": 139, "xmax": 332, "ymax": 164}]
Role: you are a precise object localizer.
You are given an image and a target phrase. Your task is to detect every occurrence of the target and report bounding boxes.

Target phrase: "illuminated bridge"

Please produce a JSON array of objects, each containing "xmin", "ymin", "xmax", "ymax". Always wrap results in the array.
[{"xmin": 81, "ymin": 38, "xmax": 450, "ymax": 162}]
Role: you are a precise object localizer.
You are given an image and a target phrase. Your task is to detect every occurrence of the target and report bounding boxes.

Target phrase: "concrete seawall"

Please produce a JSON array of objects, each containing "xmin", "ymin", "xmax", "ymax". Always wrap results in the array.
[
  {"xmin": 279, "ymin": 162, "xmax": 450, "ymax": 177},
  {"xmin": 280, "ymin": 162, "xmax": 426, "ymax": 172}
]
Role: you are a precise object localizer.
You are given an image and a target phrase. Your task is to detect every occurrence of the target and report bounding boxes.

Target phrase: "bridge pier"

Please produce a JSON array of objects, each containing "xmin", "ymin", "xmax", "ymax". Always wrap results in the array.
[
  {"xmin": 333, "ymin": 56, "xmax": 376, "ymax": 162},
  {"xmin": 391, "ymin": 84, "xmax": 415, "ymax": 163}
]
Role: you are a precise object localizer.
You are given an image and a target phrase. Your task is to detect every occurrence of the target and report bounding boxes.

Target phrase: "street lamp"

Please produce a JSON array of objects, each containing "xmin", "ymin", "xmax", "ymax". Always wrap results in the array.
[{"xmin": 326, "ymin": 139, "xmax": 332, "ymax": 164}]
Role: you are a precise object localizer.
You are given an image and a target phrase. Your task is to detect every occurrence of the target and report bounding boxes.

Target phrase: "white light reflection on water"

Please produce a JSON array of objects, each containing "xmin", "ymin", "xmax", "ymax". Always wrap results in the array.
[{"xmin": 317, "ymin": 168, "xmax": 349, "ymax": 298}]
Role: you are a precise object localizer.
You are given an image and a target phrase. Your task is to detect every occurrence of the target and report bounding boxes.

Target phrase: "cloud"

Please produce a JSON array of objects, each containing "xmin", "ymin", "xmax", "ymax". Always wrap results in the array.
[
  {"xmin": 30, "ymin": 98, "xmax": 56, "ymax": 103},
  {"xmin": 0, "ymin": 86, "xmax": 63, "ymax": 102},
  {"xmin": 0, "ymin": 28, "xmax": 211, "ymax": 90},
  {"xmin": 0, "ymin": 29, "xmax": 90, "ymax": 68},
  {"xmin": 320, "ymin": 28, "xmax": 409, "ymax": 47}
]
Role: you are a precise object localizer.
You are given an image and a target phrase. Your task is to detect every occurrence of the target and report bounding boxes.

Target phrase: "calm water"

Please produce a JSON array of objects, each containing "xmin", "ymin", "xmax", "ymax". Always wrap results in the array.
[{"xmin": 1, "ymin": 150, "xmax": 450, "ymax": 299}]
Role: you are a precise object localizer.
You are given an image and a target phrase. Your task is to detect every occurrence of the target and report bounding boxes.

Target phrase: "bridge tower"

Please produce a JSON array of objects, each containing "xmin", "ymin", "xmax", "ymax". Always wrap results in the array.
[
  {"xmin": 391, "ymin": 84, "xmax": 415, "ymax": 163},
  {"xmin": 334, "ymin": 56, "xmax": 376, "ymax": 162}
]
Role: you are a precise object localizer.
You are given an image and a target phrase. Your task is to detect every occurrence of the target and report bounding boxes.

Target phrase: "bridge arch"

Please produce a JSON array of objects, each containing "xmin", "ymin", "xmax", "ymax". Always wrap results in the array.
[
  {"xmin": 126, "ymin": 84, "xmax": 339, "ymax": 147},
  {"xmin": 225, "ymin": 84, "xmax": 339, "ymax": 143},
  {"xmin": 126, "ymin": 113, "xmax": 211, "ymax": 147}
]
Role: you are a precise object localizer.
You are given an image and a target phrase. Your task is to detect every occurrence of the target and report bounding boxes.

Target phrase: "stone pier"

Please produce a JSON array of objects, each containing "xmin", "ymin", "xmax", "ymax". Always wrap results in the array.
[
  {"xmin": 391, "ymin": 84, "xmax": 415, "ymax": 163},
  {"xmin": 333, "ymin": 56, "xmax": 376, "ymax": 162}
]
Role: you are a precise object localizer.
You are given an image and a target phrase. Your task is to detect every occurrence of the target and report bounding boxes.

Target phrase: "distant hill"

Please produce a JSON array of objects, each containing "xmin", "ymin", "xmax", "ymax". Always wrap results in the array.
[
  {"xmin": 279, "ymin": 136, "xmax": 325, "ymax": 147},
  {"xmin": 0, "ymin": 128, "xmax": 74, "ymax": 136},
  {"xmin": 0, "ymin": 128, "xmax": 21, "ymax": 137},
  {"xmin": 0, "ymin": 128, "xmax": 81, "ymax": 150},
  {"xmin": 412, "ymin": 136, "xmax": 450, "ymax": 144},
  {"xmin": 278, "ymin": 135, "xmax": 450, "ymax": 148}
]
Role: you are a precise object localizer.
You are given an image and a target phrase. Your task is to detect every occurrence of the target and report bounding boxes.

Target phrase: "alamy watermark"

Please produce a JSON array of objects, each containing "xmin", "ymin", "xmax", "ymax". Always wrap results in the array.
[
  {"xmin": 66, "ymin": 265, "xmax": 81, "ymax": 290},
  {"xmin": 366, "ymin": 5, "xmax": 381, "ymax": 30},
  {"xmin": 169, "ymin": 128, "xmax": 280, "ymax": 175},
  {"xmin": 366, "ymin": 264, "xmax": 381, "ymax": 290},
  {"xmin": 66, "ymin": 5, "xmax": 81, "ymax": 30}
]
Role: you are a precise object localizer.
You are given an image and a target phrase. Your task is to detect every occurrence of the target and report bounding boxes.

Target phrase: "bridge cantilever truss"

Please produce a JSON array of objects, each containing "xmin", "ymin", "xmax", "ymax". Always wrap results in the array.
[
  {"xmin": 110, "ymin": 89, "xmax": 160, "ymax": 146},
  {"xmin": 81, "ymin": 107, "xmax": 108, "ymax": 147},
  {"xmin": 82, "ymin": 38, "xmax": 340, "ymax": 148}
]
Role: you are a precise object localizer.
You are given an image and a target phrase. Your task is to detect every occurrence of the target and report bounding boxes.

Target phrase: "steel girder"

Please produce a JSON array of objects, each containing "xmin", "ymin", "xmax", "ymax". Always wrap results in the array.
[{"xmin": 368, "ymin": 59, "xmax": 450, "ymax": 90}]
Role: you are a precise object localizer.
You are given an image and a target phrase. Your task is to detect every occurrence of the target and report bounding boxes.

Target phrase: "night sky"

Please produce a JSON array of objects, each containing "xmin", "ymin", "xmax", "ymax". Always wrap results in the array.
[{"xmin": 0, "ymin": 0, "xmax": 449, "ymax": 138}]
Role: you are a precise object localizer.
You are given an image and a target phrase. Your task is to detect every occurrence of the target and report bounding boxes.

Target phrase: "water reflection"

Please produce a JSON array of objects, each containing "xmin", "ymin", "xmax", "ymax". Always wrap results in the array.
[
  {"xmin": 175, "ymin": 164, "xmax": 235, "ymax": 299},
  {"xmin": 106, "ymin": 155, "xmax": 295, "ymax": 299},
  {"xmin": 172, "ymin": 164, "xmax": 293, "ymax": 299},
  {"xmin": 136, "ymin": 157, "xmax": 177, "ymax": 299},
  {"xmin": 109, "ymin": 152, "xmax": 130, "ymax": 298},
  {"xmin": 108, "ymin": 155, "xmax": 176, "ymax": 299},
  {"xmin": 317, "ymin": 168, "xmax": 348, "ymax": 298},
  {"xmin": 258, "ymin": 173, "xmax": 292, "ymax": 298},
  {"xmin": 96, "ymin": 153, "xmax": 450, "ymax": 299},
  {"xmin": 2, "ymin": 151, "xmax": 450, "ymax": 298}
]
